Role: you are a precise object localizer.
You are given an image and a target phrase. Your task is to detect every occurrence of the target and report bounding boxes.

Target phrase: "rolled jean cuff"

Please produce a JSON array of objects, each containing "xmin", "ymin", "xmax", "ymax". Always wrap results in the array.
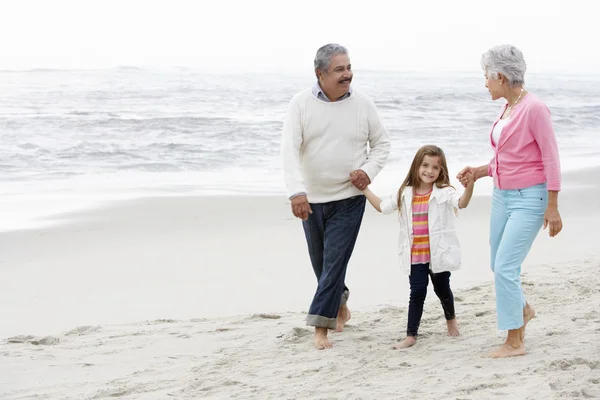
[{"xmin": 306, "ymin": 314, "xmax": 337, "ymax": 330}]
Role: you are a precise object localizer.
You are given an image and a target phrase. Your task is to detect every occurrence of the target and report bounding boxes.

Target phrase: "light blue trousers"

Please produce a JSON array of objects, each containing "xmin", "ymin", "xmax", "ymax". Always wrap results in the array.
[{"xmin": 490, "ymin": 183, "xmax": 547, "ymax": 331}]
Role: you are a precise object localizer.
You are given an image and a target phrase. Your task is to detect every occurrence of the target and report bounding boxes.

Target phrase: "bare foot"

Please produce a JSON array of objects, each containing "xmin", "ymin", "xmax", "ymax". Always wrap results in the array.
[
  {"xmin": 520, "ymin": 303, "xmax": 536, "ymax": 341},
  {"xmin": 392, "ymin": 336, "xmax": 417, "ymax": 349},
  {"xmin": 446, "ymin": 318, "xmax": 460, "ymax": 336},
  {"xmin": 314, "ymin": 327, "xmax": 332, "ymax": 350},
  {"xmin": 334, "ymin": 304, "xmax": 351, "ymax": 333},
  {"xmin": 487, "ymin": 341, "xmax": 526, "ymax": 358}
]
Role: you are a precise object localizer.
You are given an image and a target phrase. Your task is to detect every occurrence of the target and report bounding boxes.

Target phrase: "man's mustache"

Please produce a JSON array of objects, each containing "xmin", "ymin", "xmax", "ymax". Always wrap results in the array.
[{"xmin": 339, "ymin": 78, "xmax": 352, "ymax": 83}]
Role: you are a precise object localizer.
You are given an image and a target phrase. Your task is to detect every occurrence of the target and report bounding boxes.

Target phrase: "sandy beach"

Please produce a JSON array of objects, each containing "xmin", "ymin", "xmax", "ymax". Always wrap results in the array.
[{"xmin": 1, "ymin": 167, "xmax": 599, "ymax": 399}]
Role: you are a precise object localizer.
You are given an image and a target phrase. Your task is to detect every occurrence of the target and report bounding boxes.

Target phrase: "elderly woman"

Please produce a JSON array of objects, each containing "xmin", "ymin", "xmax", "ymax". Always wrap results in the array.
[{"xmin": 458, "ymin": 44, "xmax": 563, "ymax": 358}]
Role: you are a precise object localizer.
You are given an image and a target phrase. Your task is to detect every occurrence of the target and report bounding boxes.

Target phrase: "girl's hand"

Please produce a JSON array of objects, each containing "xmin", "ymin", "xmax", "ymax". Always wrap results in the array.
[
  {"xmin": 465, "ymin": 171, "xmax": 475, "ymax": 188},
  {"xmin": 457, "ymin": 166, "xmax": 475, "ymax": 187},
  {"xmin": 544, "ymin": 207, "xmax": 563, "ymax": 237}
]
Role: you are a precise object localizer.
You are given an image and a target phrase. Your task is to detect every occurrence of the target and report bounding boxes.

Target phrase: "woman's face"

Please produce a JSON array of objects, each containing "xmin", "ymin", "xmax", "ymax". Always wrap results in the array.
[{"xmin": 485, "ymin": 71, "xmax": 504, "ymax": 101}]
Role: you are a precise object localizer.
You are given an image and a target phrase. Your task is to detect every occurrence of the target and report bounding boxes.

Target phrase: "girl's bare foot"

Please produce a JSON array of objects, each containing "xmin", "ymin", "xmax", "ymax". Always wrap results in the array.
[
  {"xmin": 314, "ymin": 327, "xmax": 332, "ymax": 350},
  {"xmin": 520, "ymin": 303, "xmax": 536, "ymax": 341},
  {"xmin": 335, "ymin": 304, "xmax": 351, "ymax": 333},
  {"xmin": 446, "ymin": 318, "xmax": 460, "ymax": 336},
  {"xmin": 392, "ymin": 336, "xmax": 417, "ymax": 349}
]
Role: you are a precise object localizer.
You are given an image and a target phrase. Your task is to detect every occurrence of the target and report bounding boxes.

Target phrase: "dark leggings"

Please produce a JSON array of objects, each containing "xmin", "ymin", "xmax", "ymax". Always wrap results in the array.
[{"xmin": 407, "ymin": 263, "xmax": 455, "ymax": 337}]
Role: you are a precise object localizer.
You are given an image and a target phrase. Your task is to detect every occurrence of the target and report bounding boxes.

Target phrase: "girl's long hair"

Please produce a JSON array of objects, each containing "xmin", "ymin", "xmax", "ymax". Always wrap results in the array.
[{"xmin": 397, "ymin": 145, "xmax": 452, "ymax": 211}]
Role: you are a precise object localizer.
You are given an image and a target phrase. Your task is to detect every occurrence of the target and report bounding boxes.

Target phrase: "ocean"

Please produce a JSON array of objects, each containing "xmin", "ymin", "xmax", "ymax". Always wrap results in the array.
[{"xmin": 1, "ymin": 68, "xmax": 599, "ymax": 230}]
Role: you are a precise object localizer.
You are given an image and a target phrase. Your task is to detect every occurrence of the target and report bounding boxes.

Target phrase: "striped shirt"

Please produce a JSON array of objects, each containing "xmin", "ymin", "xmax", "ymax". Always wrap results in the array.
[{"xmin": 411, "ymin": 190, "xmax": 432, "ymax": 264}]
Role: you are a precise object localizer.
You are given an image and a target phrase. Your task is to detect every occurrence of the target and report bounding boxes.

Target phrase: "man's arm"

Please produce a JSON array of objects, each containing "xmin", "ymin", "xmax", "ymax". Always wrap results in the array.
[
  {"xmin": 359, "ymin": 99, "xmax": 391, "ymax": 182},
  {"xmin": 281, "ymin": 97, "xmax": 306, "ymax": 198}
]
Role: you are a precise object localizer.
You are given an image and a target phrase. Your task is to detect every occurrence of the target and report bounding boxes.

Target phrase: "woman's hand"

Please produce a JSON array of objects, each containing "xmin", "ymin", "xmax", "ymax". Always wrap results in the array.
[
  {"xmin": 457, "ymin": 166, "xmax": 476, "ymax": 187},
  {"xmin": 544, "ymin": 207, "xmax": 563, "ymax": 237}
]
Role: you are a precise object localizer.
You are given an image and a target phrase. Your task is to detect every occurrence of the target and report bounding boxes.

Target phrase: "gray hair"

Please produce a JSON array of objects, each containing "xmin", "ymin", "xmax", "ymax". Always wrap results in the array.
[
  {"xmin": 481, "ymin": 44, "xmax": 527, "ymax": 87},
  {"xmin": 314, "ymin": 43, "xmax": 348, "ymax": 78}
]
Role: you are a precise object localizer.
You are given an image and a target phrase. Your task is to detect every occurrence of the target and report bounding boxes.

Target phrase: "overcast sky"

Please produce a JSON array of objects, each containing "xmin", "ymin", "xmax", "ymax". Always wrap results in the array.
[{"xmin": 0, "ymin": 0, "xmax": 597, "ymax": 74}]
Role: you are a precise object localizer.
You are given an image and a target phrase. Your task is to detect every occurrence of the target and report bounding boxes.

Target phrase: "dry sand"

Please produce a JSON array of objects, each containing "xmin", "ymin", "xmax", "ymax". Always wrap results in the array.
[{"xmin": 1, "ymin": 168, "xmax": 599, "ymax": 399}]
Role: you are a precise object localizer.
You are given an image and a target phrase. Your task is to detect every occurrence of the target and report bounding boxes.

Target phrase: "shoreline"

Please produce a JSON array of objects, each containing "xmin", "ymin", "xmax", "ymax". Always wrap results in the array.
[{"xmin": 2, "ymin": 164, "xmax": 598, "ymax": 234}]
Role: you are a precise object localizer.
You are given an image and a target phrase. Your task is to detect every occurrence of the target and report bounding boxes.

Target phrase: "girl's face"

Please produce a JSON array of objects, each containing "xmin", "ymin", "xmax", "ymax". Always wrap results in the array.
[{"xmin": 418, "ymin": 155, "xmax": 441, "ymax": 185}]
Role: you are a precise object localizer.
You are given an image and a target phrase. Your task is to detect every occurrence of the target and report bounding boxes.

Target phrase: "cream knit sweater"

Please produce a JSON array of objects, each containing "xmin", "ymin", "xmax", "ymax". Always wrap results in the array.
[{"xmin": 281, "ymin": 88, "xmax": 390, "ymax": 203}]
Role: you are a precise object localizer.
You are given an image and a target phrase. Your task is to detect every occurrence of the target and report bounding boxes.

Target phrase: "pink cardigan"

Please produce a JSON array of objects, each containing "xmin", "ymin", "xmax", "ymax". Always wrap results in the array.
[{"xmin": 487, "ymin": 93, "xmax": 561, "ymax": 191}]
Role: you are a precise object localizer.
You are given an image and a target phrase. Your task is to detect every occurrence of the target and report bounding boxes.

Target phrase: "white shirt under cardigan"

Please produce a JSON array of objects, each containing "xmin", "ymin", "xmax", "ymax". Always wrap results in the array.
[
  {"xmin": 492, "ymin": 117, "xmax": 510, "ymax": 145},
  {"xmin": 281, "ymin": 88, "xmax": 391, "ymax": 203}
]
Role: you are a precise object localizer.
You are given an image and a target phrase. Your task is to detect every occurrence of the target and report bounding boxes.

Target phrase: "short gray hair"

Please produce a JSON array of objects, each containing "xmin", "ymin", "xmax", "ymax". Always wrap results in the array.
[
  {"xmin": 481, "ymin": 44, "xmax": 527, "ymax": 87},
  {"xmin": 314, "ymin": 43, "xmax": 348, "ymax": 78}
]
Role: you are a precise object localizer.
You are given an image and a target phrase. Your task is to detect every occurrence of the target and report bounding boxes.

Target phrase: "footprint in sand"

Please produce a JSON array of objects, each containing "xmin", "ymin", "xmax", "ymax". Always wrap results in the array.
[
  {"xmin": 582, "ymin": 387, "xmax": 600, "ymax": 398},
  {"xmin": 251, "ymin": 313, "xmax": 282, "ymax": 320},
  {"xmin": 7, "ymin": 335, "xmax": 59, "ymax": 346},
  {"xmin": 66, "ymin": 325, "xmax": 102, "ymax": 336},
  {"xmin": 549, "ymin": 358, "xmax": 600, "ymax": 371},
  {"xmin": 278, "ymin": 327, "xmax": 312, "ymax": 343}
]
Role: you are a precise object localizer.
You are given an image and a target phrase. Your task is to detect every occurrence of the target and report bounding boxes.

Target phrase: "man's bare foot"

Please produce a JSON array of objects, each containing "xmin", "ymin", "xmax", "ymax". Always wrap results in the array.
[
  {"xmin": 334, "ymin": 304, "xmax": 351, "ymax": 333},
  {"xmin": 314, "ymin": 327, "xmax": 332, "ymax": 350},
  {"xmin": 446, "ymin": 318, "xmax": 460, "ymax": 336},
  {"xmin": 520, "ymin": 303, "xmax": 536, "ymax": 341},
  {"xmin": 392, "ymin": 336, "xmax": 417, "ymax": 349},
  {"xmin": 487, "ymin": 341, "xmax": 526, "ymax": 358}
]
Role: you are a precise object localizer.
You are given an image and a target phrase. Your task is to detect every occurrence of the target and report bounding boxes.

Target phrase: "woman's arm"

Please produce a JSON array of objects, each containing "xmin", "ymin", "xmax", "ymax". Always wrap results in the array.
[
  {"xmin": 457, "ymin": 164, "xmax": 489, "ymax": 187},
  {"xmin": 544, "ymin": 191, "xmax": 562, "ymax": 237},
  {"xmin": 531, "ymin": 104, "xmax": 562, "ymax": 236},
  {"xmin": 474, "ymin": 164, "xmax": 491, "ymax": 181}
]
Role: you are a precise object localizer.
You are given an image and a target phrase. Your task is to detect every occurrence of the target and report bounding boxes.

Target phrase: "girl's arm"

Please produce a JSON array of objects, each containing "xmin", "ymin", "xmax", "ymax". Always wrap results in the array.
[
  {"xmin": 362, "ymin": 187, "xmax": 383, "ymax": 213},
  {"xmin": 458, "ymin": 173, "xmax": 475, "ymax": 209}
]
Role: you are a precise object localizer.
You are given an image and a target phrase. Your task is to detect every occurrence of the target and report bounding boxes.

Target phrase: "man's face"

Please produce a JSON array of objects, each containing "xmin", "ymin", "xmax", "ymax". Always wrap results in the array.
[{"xmin": 318, "ymin": 54, "xmax": 353, "ymax": 98}]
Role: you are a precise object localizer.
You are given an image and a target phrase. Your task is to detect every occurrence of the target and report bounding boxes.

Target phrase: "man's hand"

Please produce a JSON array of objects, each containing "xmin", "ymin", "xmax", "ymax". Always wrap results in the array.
[
  {"xmin": 291, "ymin": 195, "xmax": 312, "ymax": 220},
  {"xmin": 350, "ymin": 170, "xmax": 370, "ymax": 190}
]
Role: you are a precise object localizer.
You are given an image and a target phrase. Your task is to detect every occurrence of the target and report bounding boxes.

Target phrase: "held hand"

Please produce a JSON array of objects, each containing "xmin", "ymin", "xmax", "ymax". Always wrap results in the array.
[
  {"xmin": 291, "ymin": 195, "xmax": 312, "ymax": 221},
  {"xmin": 543, "ymin": 207, "xmax": 563, "ymax": 237},
  {"xmin": 457, "ymin": 166, "xmax": 475, "ymax": 188},
  {"xmin": 465, "ymin": 171, "xmax": 475, "ymax": 188},
  {"xmin": 350, "ymin": 170, "xmax": 370, "ymax": 190}
]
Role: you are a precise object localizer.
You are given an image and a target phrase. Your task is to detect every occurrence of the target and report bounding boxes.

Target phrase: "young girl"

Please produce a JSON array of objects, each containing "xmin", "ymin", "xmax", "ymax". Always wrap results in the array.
[{"xmin": 362, "ymin": 145, "xmax": 475, "ymax": 349}]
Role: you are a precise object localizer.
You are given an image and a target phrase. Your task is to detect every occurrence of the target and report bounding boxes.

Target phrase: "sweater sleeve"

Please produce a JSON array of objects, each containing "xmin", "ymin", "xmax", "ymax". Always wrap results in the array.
[
  {"xmin": 281, "ymin": 97, "xmax": 306, "ymax": 198},
  {"xmin": 532, "ymin": 104, "xmax": 561, "ymax": 191},
  {"xmin": 359, "ymin": 99, "xmax": 391, "ymax": 182}
]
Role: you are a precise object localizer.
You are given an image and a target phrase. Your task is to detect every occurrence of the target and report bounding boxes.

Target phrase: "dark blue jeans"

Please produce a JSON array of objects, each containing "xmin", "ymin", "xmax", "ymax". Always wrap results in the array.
[
  {"xmin": 407, "ymin": 263, "xmax": 455, "ymax": 337},
  {"xmin": 302, "ymin": 195, "xmax": 366, "ymax": 329}
]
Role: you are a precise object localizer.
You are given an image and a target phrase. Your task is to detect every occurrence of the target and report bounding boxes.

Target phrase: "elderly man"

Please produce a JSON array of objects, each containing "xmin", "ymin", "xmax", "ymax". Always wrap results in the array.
[{"xmin": 281, "ymin": 43, "xmax": 390, "ymax": 350}]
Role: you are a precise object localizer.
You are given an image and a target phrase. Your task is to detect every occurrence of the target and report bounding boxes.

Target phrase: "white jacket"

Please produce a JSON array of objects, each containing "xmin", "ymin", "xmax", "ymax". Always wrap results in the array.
[{"xmin": 380, "ymin": 185, "xmax": 463, "ymax": 275}]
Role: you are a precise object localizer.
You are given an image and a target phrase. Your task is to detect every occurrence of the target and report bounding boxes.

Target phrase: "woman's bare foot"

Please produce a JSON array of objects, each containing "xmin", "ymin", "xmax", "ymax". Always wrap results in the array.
[
  {"xmin": 520, "ymin": 303, "xmax": 536, "ymax": 341},
  {"xmin": 446, "ymin": 318, "xmax": 460, "ymax": 336},
  {"xmin": 334, "ymin": 304, "xmax": 351, "ymax": 332},
  {"xmin": 487, "ymin": 329, "xmax": 525, "ymax": 358},
  {"xmin": 392, "ymin": 336, "xmax": 417, "ymax": 349},
  {"xmin": 314, "ymin": 327, "xmax": 332, "ymax": 350},
  {"xmin": 488, "ymin": 342, "xmax": 526, "ymax": 358}
]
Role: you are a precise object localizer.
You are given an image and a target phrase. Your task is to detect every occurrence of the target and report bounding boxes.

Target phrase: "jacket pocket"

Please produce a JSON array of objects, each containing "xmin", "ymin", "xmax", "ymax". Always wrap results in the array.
[
  {"xmin": 397, "ymin": 244, "xmax": 410, "ymax": 275},
  {"xmin": 437, "ymin": 234, "xmax": 461, "ymax": 271}
]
